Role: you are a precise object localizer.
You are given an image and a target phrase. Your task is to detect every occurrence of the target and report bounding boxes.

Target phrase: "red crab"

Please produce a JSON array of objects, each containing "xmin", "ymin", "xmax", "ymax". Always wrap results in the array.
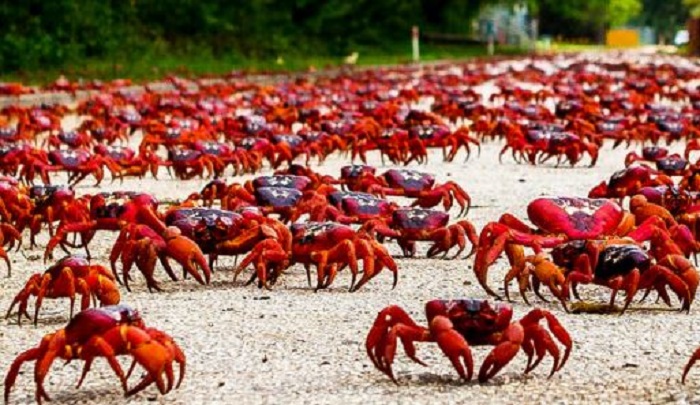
[
  {"xmin": 525, "ymin": 129, "xmax": 599, "ymax": 167},
  {"xmin": 307, "ymin": 189, "xmax": 399, "ymax": 224},
  {"xmin": 405, "ymin": 124, "xmax": 481, "ymax": 164},
  {"xmin": 624, "ymin": 146, "xmax": 669, "ymax": 167},
  {"xmin": 504, "ymin": 238, "xmax": 698, "ymax": 312},
  {"xmin": 341, "ymin": 166, "xmax": 471, "ymax": 215},
  {"xmin": 654, "ymin": 155, "xmax": 689, "ymax": 176},
  {"xmin": 4, "ymin": 305, "xmax": 185, "ymax": 403},
  {"xmin": 45, "ymin": 193, "xmax": 212, "ymax": 290},
  {"xmin": 110, "ymin": 223, "xmax": 212, "ymax": 292},
  {"xmin": 473, "ymin": 197, "xmax": 675, "ymax": 298},
  {"xmin": 235, "ymin": 221, "xmax": 397, "ymax": 291},
  {"xmin": 362, "ymin": 208, "xmax": 478, "ymax": 259},
  {"xmin": 94, "ymin": 145, "xmax": 163, "ymax": 182},
  {"xmin": 165, "ymin": 207, "xmax": 291, "ymax": 274},
  {"xmin": 0, "ymin": 142, "xmax": 34, "ymax": 175},
  {"xmin": 221, "ymin": 174, "xmax": 319, "ymax": 212},
  {"xmin": 27, "ymin": 185, "xmax": 75, "ymax": 246},
  {"xmin": 593, "ymin": 116, "xmax": 633, "ymax": 147},
  {"xmin": 634, "ymin": 185, "xmax": 700, "ymax": 217},
  {"xmin": 192, "ymin": 140, "xmax": 256, "ymax": 176},
  {"xmin": 186, "ymin": 178, "xmax": 228, "ymax": 207},
  {"xmin": 168, "ymin": 148, "xmax": 215, "ymax": 180},
  {"xmin": 32, "ymin": 149, "xmax": 117, "ymax": 187},
  {"xmin": 588, "ymin": 165, "xmax": 674, "ymax": 200},
  {"xmin": 0, "ymin": 222, "xmax": 21, "ymax": 277},
  {"xmin": 252, "ymin": 186, "xmax": 304, "ymax": 222},
  {"xmin": 366, "ymin": 299, "xmax": 572, "ymax": 383},
  {"xmin": 45, "ymin": 130, "xmax": 94, "ymax": 150},
  {"xmin": 5, "ymin": 255, "xmax": 120, "ymax": 325},
  {"xmin": 45, "ymin": 192, "xmax": 159, "ymax": 260},
  {"xmin": 554, "ymin": 241, "xmax": 698, "ymax": 312}
]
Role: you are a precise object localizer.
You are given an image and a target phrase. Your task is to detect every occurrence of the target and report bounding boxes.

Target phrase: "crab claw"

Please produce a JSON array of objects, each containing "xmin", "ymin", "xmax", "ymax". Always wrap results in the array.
[
  {"xmin": 473, "ymin": 223, "xmax": 510, "ymax": 299},
  {"xmin": 162, "ymin": 227, "xmax": 211, "ymax": 285},
  {"xmin": 518, "ymin": 308, "xmax": 572, "ymax": 377},
  {"xmin": 125, "ymin": 334, "xmax": 186, "ymax": 397},
  {"xmin": 683, "ymin": 347, "xmax": 700, "ymax": 384},
  {"xmin": 479, "ymin": 322, "xmax": 524, "ymax": 382},
  {"xmin": 234, "ymin": 239, "xmax": 289, "ymax": 290},
  {"xmin": 123, "ymin": 329, "xmax": 175, "ymax": 395},
  {"xmin": 653, "ymin": 255, "xmax": 699, "ymax": 312},
  {"xmin": 4, "ymin": 347, "xmax": 42, "ymax": 403},
  {"xmin": 365, "ymin": 305, "xmax": 429, "ymax": 383},
  {"xmin": 430, "ymin": 316, "xmax": 474, "ymax": 381}
]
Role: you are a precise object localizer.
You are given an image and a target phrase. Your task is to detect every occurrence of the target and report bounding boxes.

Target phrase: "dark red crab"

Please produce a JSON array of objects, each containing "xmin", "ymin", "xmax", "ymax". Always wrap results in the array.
[
  {"xmin": 27, "ymin": 184, "xmax": 75, "ymax": 246},
  {"xmin": 253, "ymin": 186, "xmax": 303, "ymax": 222},
  {"xmin": 588, "ymin": 165, "xmax": 674, "ymax": 200},
  {"xmin": 45, "ymin": 130, "xmax": 94, "ymax": 149},
  {"xmin": 30, "ymin": 149, "xmax": 112, "ymax": 187},
  {"xmin": 553, "ymin": 241, "xmax": 698, "ymax": 313},
  {"xmin": 166, "ymin": 206, "xmax": 291, "ymax": 276},
  {"xmin": 624, "ymin": 146, "xmax": 669, "ymax": 167},
  {"xmin": 252, "ymin": 174, "xmax": 312, "ymax": 191},
  {"xmin": 362, "ymin": 207, "xmax": 478, "ymax": 259},
  {"xmin": 292, "ymin": 187, "xmax": 398, "ymax": 224},
  {"xmin": 331, "ymin": 191, "xmax": 397, "ymax": 223},
  {"xmin": 220, "ymin": 174, "xmax": 316, "ymax": 211},
  {"xmin": 655, "ymin": 154, "xmax": 688, "ymax": 176},
  {"xmin": 366, "ymin": 299, "xmax": 572, "ymax": 383},
  {"xmin": 45, "ymin": 192, "xmax": 161, "ymax": 260},
  {"xmin": 341, "ymin": 167, "xmax": 471, "ymax": 215}
]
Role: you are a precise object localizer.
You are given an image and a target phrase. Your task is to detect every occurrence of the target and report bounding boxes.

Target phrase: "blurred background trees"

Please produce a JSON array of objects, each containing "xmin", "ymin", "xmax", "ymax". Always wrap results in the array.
[{"xmin": 0, "ymin": 0, "xmax": 691, "ymax": 75}]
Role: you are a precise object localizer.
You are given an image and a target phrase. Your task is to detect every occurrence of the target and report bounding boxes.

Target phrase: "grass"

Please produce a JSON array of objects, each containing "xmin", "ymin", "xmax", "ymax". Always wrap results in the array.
[
  {"xmin": 546, "ymin": 42, "xmax": 605, "ymax": 52},
  {"xmin": 0, "ymin": 43, "xmax": 528, "ymax": 86}
]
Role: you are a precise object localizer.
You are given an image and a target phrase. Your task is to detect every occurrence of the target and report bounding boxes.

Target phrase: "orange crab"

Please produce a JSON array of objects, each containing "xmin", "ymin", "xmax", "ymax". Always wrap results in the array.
[
  {"xmin": 4, "ymin": 305, "xmax": 185, "ymax": 403},
  {"xmin": 235, "ymin": 221, "xmax": 397, "ymax": 292},
  {"xmin": 5, "ymin": 255, "xmax": 120, "ymax": 325}
]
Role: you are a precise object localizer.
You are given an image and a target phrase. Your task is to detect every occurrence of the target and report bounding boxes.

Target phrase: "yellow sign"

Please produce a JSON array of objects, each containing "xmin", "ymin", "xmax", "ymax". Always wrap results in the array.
[{"xmin": 606, "ymin": 29, "xmax": 640, "ymax": 47}]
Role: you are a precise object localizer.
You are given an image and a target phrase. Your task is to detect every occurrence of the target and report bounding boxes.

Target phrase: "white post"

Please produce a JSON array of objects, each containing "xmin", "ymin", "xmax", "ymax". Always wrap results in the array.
[
  {"xmin": 412, "ymin": 26, "xmax": 420, "ymax": 62},
  {"xmin": 530, "ymin": 19, "xmax": 538, "ymax": 53},
  {"xmin": 486, "ymin": 20, "xmax": 495, "ymax": 56}
]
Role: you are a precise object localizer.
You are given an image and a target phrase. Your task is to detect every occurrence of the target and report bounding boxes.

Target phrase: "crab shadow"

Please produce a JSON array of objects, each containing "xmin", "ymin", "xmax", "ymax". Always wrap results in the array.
[
  {"xmin": 385, "ymin": 371, "xmax": 537, "ymax": 388},
  {"xmin": 4, "ymin": 313, "xmax": 71, "ymax": 328},
  {"xmin": 44, "ymin": 385, "xmax": 137, "ymax": 404}
]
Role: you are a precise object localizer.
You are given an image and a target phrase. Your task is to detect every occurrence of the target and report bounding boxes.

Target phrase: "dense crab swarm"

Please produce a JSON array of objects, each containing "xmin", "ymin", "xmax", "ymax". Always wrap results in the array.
[
  {"xmin": 3, "ymin": 53, "xmax": 700, "ymax": 189},
  {"xmin": 4, "ymin": 53, "xmax": 700, "ymax": 403}
]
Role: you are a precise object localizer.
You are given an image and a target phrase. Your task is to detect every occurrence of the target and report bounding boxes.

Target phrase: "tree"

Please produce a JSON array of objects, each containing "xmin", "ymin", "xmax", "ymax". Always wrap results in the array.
[
  {"xmin": 686, "ymin": 0, "xmax": 700, "ymax": 17},
  {"xmin": 535, "ymin": 0, "xmax": 641, "ymax": 40},
  {"xmin": 639, "ymin": 0, "xmax": 687, "ymax": 44},
  {"xmin": 609, "ymin": 0, "xmax": 643, "ymax": 27}
]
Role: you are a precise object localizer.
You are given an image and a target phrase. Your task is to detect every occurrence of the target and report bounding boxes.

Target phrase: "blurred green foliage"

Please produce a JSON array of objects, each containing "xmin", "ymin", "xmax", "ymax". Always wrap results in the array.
[
  {"xmin": 0, "ymin": 0, "xmax": 686, "ymax": 78},
  {"xmin": 0, "ymin": 0, "xmax": 494, "ymax": 75}
]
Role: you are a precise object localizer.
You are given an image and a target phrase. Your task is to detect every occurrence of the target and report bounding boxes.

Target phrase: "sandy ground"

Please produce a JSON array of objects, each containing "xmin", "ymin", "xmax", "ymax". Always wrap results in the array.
[{"xmin": 1, "ymin": 138, "xmax": 700, "ymax": 405}]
